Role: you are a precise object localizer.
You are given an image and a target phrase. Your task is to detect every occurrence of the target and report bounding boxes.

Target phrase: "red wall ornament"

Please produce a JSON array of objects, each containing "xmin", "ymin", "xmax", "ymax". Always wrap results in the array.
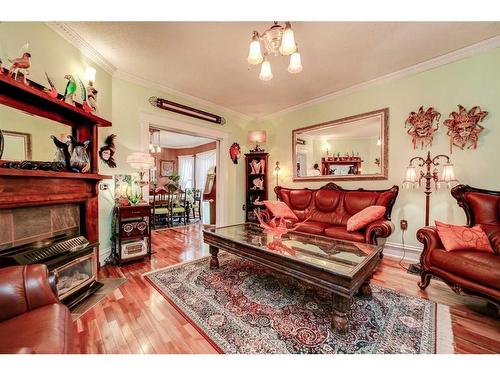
[
  {"xmin": 405, "ymin": 106, "xmax": 441, "ymax": 149},
  {"xmin": 443, "ymin": 105, "xmax": 488, "ymax": 153},
  {"xmin": 229, "ymin": 142, "xmax": 241, "ymax": 164}
]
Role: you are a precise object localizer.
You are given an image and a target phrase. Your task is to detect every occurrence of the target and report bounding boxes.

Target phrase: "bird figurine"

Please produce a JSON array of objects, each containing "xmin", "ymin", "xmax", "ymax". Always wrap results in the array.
[
  {"xmin": 62, "ymin": 74, "xmax": 77, "ymax": 106},
  {"xmin": 78, "ymin": 77, "xmax": 93, "ymax": 113},
  {"xmin": 86, "ymin": 81, "xmax": 98, "ymax": 114},
  {"xmin": 44, "ymin": 72, "xmax": 59, "ymax": 99},
  {"xmin": 8, "ymin": 52, "xmax": 31, "ymax": 85}
]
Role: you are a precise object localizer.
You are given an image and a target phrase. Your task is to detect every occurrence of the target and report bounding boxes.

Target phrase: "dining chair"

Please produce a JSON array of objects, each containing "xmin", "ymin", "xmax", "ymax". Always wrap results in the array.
[{"xmin": 191, "ymin": 189, "xmax": 202, "ymax": 221}]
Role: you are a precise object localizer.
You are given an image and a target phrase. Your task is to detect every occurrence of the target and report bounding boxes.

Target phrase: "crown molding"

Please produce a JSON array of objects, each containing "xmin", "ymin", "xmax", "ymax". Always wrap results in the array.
[
  {"xmin": 46, "ymin": 22, "xmax": 117, "ymax": 74},
  {"xmin": 114, "ymin": 70, "xmax": 253, "ymax": 122},
  {"xmin": 258, "ymin": 35, "xmax": 500, "ymax": 121}
]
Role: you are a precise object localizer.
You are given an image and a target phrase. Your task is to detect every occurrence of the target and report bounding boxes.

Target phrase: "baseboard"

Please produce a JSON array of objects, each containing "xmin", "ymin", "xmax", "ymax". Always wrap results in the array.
[
  {"xmin": 99, "ymin": 247, "xmax": 112, "ymax": 266},
  {"xmin": 383, "ymin": 241, "xmax": 422, "ymax": 263}
]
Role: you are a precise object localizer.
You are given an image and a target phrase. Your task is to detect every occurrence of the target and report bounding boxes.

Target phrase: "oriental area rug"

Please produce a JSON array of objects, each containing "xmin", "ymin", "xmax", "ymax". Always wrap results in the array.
[{"xmin": 144, "ymin": 253, "xmax": 454, "ymax": 354}]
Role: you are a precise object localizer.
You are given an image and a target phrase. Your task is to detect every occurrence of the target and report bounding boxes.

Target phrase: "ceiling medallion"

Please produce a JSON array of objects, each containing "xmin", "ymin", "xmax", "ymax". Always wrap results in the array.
[{"xmin": 247, "ymin": 21, "xmax": 302, "ymax": 81}]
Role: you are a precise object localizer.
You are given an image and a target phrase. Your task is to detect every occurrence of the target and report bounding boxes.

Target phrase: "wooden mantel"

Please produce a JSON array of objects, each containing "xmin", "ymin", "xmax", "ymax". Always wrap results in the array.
[
  {"xmin": 0, "ymin": 71, "xmax": 113, "ymax": 252},
  {"xmin": 0, "ymin": 70, "xmax": 111, "ymax": 128}
]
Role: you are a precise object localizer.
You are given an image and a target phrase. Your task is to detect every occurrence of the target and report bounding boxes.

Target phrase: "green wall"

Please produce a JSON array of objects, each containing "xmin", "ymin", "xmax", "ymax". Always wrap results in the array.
[
  {"xmin": 0, "ymin": 22, "xmax": 249, "ymax": 258},
  {"xmin": 255, "ymin": 47, "xmax": 500, "ymax": 247}
]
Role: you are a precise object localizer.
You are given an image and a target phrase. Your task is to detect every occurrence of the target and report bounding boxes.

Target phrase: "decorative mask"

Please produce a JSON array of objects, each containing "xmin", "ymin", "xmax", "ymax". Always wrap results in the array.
[
  {"xmin": 443, "ymin": 105, "xmax": 487, "ymax": 153},
  {"xmin": 99, "ymin": 134, "xmax": 117, "ymax": 168},
  {"xmin": 229, "ymin": 142, "xmax": 241, "ymax": 164},
  {"xmin": 404, "ymin": 106, "xmax": 441, "ymax": 149}
]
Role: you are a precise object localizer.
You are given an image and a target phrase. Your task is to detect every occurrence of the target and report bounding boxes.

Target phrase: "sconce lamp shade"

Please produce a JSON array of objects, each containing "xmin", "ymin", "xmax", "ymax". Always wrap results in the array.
[
  {"xmin": 247, "ymin": 130, "xmax": 267, "ymax": 144},
  {"xmin": 402, "ymin": 165, "xmax": 418, "ymax": 189},
  {"xmin": 126, "ymin": 152, "xmax": 155, "ymax": 170},
  {"xmin": 85, "ymin": 66, "xmax": 96, "ymax": 83}
]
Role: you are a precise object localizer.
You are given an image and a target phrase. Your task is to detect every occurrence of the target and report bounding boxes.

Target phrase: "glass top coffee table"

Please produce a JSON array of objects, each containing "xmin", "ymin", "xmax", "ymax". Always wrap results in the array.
[{"xmin": 203, "ymin": 223, "xmax": 383, "ymax": 334}]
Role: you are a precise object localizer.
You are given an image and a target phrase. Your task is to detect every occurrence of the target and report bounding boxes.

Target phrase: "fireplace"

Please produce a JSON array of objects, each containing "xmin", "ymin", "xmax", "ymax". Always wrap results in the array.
[{"xmin": 0, "ymin": 203, "xmax": 103, "ymax": 308}]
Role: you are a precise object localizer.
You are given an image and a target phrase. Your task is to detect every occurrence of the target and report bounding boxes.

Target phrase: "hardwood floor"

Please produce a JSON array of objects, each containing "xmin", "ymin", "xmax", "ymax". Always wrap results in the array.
[{"xmin": 73, "ymin": 223, "xmax": 500, "ymax": 354}]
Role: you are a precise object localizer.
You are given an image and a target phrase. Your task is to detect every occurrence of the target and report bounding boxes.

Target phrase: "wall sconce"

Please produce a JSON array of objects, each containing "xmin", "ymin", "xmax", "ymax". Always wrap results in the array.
[
  {"xmin": 247, "ymin": 130, "xmax": 267, "ymax": 153},
  {"xmin": 85, "ymin": 66, "xmax": 96, "ymax": 85}
]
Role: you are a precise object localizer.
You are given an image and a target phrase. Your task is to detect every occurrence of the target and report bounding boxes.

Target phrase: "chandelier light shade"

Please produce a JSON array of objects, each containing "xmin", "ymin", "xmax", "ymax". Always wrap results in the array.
[
  {"xmin": 280, "ymin": 22, "xmax": 297, "ymax": 55},
  {"xmin": 288, "ymin": 51, "xmax": 303, "ymax": 74},
  {"xmin": 247, "ymin": 32, "xmax": 263, "ymax": 65},
  {"xmin": 247, "ymin": 21, "xmax": 302, "ymax": 81},
  {"xmin": 259, "ymin": 60, "xmax": 273, "ymax": 81}
]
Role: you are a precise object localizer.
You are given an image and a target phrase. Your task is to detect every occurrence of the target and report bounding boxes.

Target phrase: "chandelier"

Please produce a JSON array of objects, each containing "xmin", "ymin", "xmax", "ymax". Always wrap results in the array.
[
  {"xmin": 247, "ymin": 21, "xmax": 303, "ymax": 81},
  {"xmin": 149, "ymin": 129, "xmax": 161, "ymax": 154}
]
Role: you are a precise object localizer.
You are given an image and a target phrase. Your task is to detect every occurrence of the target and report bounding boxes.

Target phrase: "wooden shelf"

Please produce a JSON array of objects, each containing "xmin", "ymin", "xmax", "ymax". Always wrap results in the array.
[
  {"xmin": 0, "ymin": 71, "xmax": 111, "ymax": 128},
  {"xmin": 0, "ymin": 168, "xmax": 111, "ymax": 180}
]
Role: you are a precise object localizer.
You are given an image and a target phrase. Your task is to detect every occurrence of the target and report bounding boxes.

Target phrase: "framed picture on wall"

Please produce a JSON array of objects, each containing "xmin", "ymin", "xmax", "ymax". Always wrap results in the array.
[{"xmin": 160, "ymin": 160, "xmax": 175, "ymax": 177}]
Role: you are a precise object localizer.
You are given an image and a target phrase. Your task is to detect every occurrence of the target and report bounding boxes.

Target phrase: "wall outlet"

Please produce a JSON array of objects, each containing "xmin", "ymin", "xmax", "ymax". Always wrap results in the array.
[
  {"xmin": 242, "ymin": 204, "xmax": 246, "ymax": 211},
  {"xmin": 400, "ymin": 219, "xmax": 408, "ymax": 231}
]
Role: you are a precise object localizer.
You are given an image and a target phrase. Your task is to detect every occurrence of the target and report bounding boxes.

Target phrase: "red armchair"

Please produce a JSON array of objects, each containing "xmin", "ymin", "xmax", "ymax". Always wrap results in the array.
[
  {"xmin": 417, "ymin": 185, "xmax": 500, "ymax": 311},
  {"xmin": 0, "ymin": 264, "xmax": 73, "ymax": 354},
  {"xmin": 275, "ymin": 182, "xmax": 399, "ymax": 245}
]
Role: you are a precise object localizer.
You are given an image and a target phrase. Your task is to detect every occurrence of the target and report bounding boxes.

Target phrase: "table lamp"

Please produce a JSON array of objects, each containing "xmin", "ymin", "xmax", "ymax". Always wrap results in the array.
[
  {"xmin": 126, "ymin": 152, "xmax": 155, "ymax": 204},
  {"xmin": 247, "ymin": 130, "xmax": 267, "ymax": 152}
]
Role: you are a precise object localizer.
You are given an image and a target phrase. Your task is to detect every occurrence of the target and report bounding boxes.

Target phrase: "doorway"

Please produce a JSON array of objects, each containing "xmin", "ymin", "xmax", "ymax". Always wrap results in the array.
[{"xmin": 140, "ymin": 112, "xmax": 228, "ymax": 228}]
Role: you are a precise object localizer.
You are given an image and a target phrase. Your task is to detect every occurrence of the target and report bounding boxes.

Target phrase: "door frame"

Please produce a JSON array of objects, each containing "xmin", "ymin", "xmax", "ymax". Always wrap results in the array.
[{"xmin": 139, "ymin": 111, "xmax": 229, "ymax": 227}]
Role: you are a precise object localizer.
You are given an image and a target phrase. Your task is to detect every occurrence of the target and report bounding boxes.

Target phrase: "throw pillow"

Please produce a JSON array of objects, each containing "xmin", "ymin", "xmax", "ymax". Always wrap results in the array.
[
  {"xmin": 435, "ymin": 220, "xmax": 494, "ymax": 253},
  {"xmin": 263, "ymin": 201, "xmax": 299, "ymax": 221},
  {"xmin": 346, "ymin": 206, "xmax": 386, "ymax": 232}
]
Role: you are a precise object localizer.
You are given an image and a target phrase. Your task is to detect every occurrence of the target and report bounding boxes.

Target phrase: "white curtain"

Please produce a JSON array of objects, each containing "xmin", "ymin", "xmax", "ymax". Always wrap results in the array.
[
  {"xmin": 195, "ymin": 150, "xmax": 216, "ymax": 190},
  {"xmin": 178, "ymin": 155, "xmax": 194, "ymax": 190}
]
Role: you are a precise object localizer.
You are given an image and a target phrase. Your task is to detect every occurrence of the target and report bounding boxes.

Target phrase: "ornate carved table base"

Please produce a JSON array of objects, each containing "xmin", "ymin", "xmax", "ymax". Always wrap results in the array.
[
  {"xmin": 208, "ymin": 244, "xmax": 376, "ymax": 335},
  {"xmin": 209, "ymin": 245, "xmax": 220, "ymax": 270}
]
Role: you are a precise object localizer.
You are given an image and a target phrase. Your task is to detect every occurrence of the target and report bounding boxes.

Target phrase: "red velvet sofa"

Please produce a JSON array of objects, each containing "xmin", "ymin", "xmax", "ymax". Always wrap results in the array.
[
  {"xmin": 274, "ymin": 182, "xmax": 399, "ymax": 244},
  {"xmin": 0, "ymin": 264, "xmax": 73, "ymax": 354},
  {"xmin": 417, "ymin": 185, "xmax": 500, "ymax": 310}
]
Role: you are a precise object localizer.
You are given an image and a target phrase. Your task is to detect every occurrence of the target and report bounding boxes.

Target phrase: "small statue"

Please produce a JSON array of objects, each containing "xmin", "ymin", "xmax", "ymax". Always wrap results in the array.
[
  {"xmin": 8, "ymin": 52, "xmax": 31, "ymax": 85},
  {"xmin": 68, "ymin": 135, "xmax": 90, "ymax": 173},
  {"xmin": 51, "ymin": 135, "xmax": 71, "ymax": 170},
  {"xmin": 99, "ymin": 134, "xmax": 117, "ymax": 168},
  {"xmin": 0, "ymin": 58, "xmax": 3, "ymax": 74},
  {"xmin": 44, "ymin": 72, "xmax": 59, "ymax": 99},
  {"xmin": 78, "ymin": 77, "xmax": 93, "ymax": 113},
  {"xmin": 62, "ymin": 74, "xmax": 77, "ymax": 106},
  {"xmin": 86, "ymin": 81, "xmax": 98, "ymax": 114}
]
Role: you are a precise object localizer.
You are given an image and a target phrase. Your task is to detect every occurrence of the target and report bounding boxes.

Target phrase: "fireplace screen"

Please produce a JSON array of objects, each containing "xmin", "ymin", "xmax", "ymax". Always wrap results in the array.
[{"xmin": 55, "ymin": 253, "xmax": 96, "ymax": 300}]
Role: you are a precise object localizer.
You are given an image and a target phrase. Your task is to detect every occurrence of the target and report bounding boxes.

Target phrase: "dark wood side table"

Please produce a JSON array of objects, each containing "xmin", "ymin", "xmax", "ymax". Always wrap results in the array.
[{"xmin": 111, "ymin": 205, "xmax": 152, "ymax": 266}]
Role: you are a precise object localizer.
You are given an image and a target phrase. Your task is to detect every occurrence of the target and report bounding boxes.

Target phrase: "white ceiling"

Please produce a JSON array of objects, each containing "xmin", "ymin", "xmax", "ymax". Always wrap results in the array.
[
  {"xmin": 157, "ymin": 130, "xmax": 214, "ymax": 148},
  {"xmin": 65, "ymin": 22, "xmax": 500, "ymax": 117}
]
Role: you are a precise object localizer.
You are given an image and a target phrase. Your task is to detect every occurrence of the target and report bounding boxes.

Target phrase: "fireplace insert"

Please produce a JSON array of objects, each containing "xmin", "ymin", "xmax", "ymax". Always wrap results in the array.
[{"xmin": 0, "ymin": 233, "xmax": 103, "ymax": 309}]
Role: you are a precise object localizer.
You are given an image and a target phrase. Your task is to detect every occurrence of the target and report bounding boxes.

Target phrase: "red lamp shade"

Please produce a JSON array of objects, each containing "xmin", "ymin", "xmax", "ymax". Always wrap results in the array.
[{"xmin": 247, "ymin": 130, "xmax": 267, "ymax": 144}]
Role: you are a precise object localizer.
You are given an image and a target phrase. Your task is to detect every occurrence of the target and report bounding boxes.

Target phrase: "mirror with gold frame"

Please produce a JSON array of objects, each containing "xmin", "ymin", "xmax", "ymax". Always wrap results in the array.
[{"xmin": 292, "ymin": 108, "xmax": 389, "ymax": 181}]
